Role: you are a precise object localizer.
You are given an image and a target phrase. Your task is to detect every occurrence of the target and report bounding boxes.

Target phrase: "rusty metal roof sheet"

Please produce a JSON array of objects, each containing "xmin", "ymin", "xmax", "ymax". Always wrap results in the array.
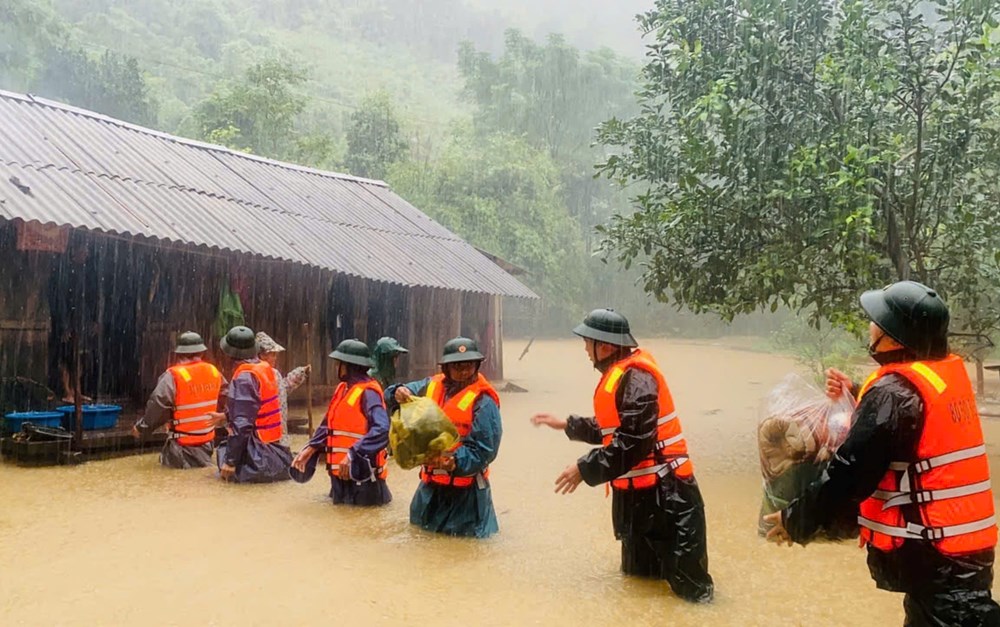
[{"xmin": 0, "ymin": 91, "xmax": 537, "ymax": 298}]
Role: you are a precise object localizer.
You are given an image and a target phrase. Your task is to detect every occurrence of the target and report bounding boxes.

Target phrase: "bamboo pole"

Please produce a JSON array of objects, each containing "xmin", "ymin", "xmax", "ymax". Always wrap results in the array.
[
  {"xmin": 73, "ymin": 328, "xmax": 83, "ymax": 446},
  {"xmin": 304, "ymin": 322, "xmax": 314, "ymax": 436}
]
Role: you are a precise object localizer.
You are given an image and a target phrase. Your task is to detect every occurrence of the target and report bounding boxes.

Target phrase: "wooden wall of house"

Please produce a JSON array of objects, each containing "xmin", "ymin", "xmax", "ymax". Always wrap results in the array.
[
  {"xmin": 0, "ymin": 219, "xmax": 513, "ymax": 411},
  {"xmin": 141, "ymin": 246, "xmax": 225, "ymax": 394},
  {"xmin": 404, "ymin": 287, "xmax": 462, "ymax": 380},
  {"xmin": 461, "ymin": 292, "xmax": 503, "ymax": 380},
  {"xmin": 0, "ymin": 222, "xmax": 54, "ymax": 389}
]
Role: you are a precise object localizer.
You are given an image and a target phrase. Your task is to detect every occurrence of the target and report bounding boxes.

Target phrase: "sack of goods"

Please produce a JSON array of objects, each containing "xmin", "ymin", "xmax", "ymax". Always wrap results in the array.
[
  {"xmin": 389, "ymin": 397, "xmax": 458, "ymax": 470},
  {"xmin": 757, "ymin": 373, "xmax": 857, "ymax": 539}
]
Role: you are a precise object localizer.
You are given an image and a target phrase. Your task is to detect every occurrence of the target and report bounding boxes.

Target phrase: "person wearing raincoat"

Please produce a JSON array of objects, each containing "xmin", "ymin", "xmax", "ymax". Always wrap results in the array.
[
  {"xmin": 368, "ymin": 336, "xmax": 408, "ymax": 389},
  {"xmin": 132, "ymin": 331, "xmax": 225, "ymax": 469},
  {"xmin": 216, "ymin": 326, "xmax": 292, "ymax": 483},
  {"xmin": 765, "ymin": 282, "xmax": 1000, "ymax": 626},
  {"xmin": 255, "ymin": 331, "xmax": 310, "ymax": 447},
  {"xmin": 387, "ymin": 337, "xmax": 502, "ymax": 538},
  {"xmin": 532, "ymin": 309, "xmax": 714, "ymax": 603},
  {"xmin": 290, "ymin": 339, "xmax": 392, "ymax": 506}
]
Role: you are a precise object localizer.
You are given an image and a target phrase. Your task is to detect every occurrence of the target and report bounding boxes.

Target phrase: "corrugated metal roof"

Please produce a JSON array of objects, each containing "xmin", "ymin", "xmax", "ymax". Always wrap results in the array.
[{"xmin": 0, "ymin": 91, "xmax": 537, "ymax": 298}]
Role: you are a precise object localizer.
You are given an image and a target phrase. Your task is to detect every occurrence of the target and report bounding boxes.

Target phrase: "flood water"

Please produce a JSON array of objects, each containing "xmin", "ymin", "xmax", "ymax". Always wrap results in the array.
[{"xmin": 2, "ymin": 338, "xmax": 999, "ymax": 625}]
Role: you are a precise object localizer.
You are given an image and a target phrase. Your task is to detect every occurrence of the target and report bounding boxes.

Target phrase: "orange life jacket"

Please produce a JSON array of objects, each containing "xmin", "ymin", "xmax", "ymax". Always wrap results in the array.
[
  {"xmin": 594, "ymin": 349, "xmax": 692, "ymax": 490},
  {"xmin": 419, "ymin": 373, "xmax": 500, "ymax": 488},
  {"xmin": 167, "ymin": 361, "xmax": 222, "ymax": 447},
  {"xmin": 856, "ymin": 355, "xmax": 996, "ymax": 555},
  {"xmin": 232, "ymin": 361, "xmax": 282, "ymax": 445},
  {"xmin": 325, "ymin": 378, "xmax": 387, "ymax": 480}
]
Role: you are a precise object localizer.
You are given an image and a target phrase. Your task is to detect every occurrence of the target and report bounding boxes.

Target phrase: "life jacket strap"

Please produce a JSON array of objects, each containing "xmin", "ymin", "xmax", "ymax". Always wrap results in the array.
[{"xmin": 859, "ymin": 515, "xmax": 996, "ymax": 541}]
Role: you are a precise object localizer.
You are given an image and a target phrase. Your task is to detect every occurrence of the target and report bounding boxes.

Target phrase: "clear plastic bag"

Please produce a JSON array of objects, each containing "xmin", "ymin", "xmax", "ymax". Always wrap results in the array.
[
  {"xmin": 389, "ymin": 397, "xmax": 459, "ymax": 470},
  {"xmin": 757, "ymin": 373, "xmax": 855, "ymax": 536}
]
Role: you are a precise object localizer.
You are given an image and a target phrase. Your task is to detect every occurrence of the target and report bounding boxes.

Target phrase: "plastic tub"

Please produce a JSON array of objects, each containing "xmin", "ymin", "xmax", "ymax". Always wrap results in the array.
[
  {"xmin": 56, "ymin": 404, "xmax": 121, "ymax": 430},
  {"xmin": 2, "ymin": 411, "xmax": 65, "ymax": 434}
]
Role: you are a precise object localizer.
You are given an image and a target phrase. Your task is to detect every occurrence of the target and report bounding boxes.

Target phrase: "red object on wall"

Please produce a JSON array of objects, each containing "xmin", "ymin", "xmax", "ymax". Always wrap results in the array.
[{"xmin": 16, "ymin": 222, "xmax": 69, "ymax": 253}]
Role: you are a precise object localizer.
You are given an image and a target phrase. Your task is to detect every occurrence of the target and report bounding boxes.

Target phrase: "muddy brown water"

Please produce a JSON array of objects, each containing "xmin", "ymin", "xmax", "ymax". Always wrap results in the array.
[{"xmin": 2, "ymin": 338, "xmax": 998, "ymax": 626}]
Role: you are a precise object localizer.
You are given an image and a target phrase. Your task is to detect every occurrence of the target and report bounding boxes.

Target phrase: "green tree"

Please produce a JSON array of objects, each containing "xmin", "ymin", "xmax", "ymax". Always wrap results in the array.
[
  {"xmin": 457, "ymin": 30, "xmax": 639, "ymax": 248},
  {"xmin": 1, "ymin": 0, "xmax": 157, "ymax": 126},
  {"xmin": 344, "ymin": 90, "xmax": 408, "ymax": 180},
  {"xmin": 598, "ymin": 0, "xmax": 1000, "ymax": 340},
  {"xmin": 194, "ymin": 57, "xmax": 309, "ymax": 157},
  {"xmin": 29, "ymin": 45, "xmax": 157, "ymax": 126},
  {"xmin": 389, "ymin": 126, "xmax": 586, "ymax": 326},
  {"xmin": 0, "ymin": 0, "xmax": 62, "ymax": 88}
]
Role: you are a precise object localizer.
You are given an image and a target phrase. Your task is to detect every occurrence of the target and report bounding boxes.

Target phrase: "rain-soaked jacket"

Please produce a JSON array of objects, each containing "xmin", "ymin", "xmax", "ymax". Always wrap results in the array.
[
  {"xmin": 783, "ymin": 363, "xmax": 1000, "ymax": 626},
  {"xmin": 566, "ymin": 348, "xmax": 714, "ymax": 603},
  {"xmin": 386, "ymin": 376, "xmax": 502, "ymax": 538},
  {"xmin": 218, "ymin": 358, "xmax": 291, "ymax": 483},
  {"xmin": 302, "ymin": 373, "xmax": 392, "ymax": 506}
]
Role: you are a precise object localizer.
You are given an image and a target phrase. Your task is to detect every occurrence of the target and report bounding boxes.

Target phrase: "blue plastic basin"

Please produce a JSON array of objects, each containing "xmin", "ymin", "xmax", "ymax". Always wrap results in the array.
[
  {"xmin": 3, "ymin": 411, "xmax": 65, "ymax": 434},
  {"xmin": 56, "ymin": 404, "xmax": 121, "ymax": 430}
]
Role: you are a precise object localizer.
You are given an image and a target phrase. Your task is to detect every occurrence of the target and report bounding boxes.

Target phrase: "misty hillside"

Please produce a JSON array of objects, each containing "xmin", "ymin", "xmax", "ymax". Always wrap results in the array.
[
  {"xmin": 467, "ymin": 0, "xmax": 652, "ymax": 57},
  {"xmin": 1, "ymin": 0, "xmax": 649, "ymax": 135}
]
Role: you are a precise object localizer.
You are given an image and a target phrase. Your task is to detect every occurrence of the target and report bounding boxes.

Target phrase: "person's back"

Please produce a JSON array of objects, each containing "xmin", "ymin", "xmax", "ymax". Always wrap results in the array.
[
  {"xmin": 856, "ymin": 354, "xmax": 996, "ymax": 608},
  {"xmin": 217, "ymin": 327, "xmax": 291, "ymax": 484},
  {"xmin": 168, "ymin": 360, "xmax": 222, "ymax": 446},
  {"xmin": 133, "ymin": 332, "xmax": 221, "ymax": 469}
]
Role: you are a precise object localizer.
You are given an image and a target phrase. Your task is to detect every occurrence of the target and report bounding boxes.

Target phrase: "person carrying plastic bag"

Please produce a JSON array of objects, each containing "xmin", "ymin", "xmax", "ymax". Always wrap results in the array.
[
  {"xmin": 764, "ymin": 282, "xmax": 1000, "ymax": 626},
  {"xmin": 386, "ymin": 337, "xmax": 502, "ymax": 539}
]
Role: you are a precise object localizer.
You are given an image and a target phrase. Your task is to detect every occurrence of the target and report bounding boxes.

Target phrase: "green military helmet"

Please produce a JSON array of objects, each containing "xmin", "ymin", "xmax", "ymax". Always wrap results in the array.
[
  {"xmin": 439, "ymin": 337, "xmax": 485, "ymax": 364},
  {"xmin": 220, "ymin": 326, "xmax": 259, "ymax": 360},
  {"xmin": 329, "ymin": 339, "xmax": 374, "ymax": 367},
  {"xmin": 174, "ymin": 331, "xmax": 208, "ymax": 354},
  {"xmin": 860, "ymin": 280, "xmax": 950, "ymax": 359},
  {"xmin": 573, "ymin": 308, "xmax": 638, "ymax": 348}
]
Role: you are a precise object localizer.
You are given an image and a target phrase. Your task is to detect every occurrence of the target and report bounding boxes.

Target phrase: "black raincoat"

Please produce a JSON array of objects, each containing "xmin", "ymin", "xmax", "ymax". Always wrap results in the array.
[
  {"xmin": 783, "ymin": 361, "xmax": 1000, "ymax": 627},
  {"xmin": 566, "ymin": 350, "xmax": 714, "ymax": 603}
]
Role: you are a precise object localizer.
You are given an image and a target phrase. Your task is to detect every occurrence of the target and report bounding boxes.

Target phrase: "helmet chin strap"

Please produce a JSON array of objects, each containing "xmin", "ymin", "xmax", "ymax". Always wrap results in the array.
[
  {"xmin": 868, "ymin": 332, "xmax": 886, "ymax": 357},
  {"xmin": 593, "ymin": 345, "xmax": 631, "ymax": 372}
]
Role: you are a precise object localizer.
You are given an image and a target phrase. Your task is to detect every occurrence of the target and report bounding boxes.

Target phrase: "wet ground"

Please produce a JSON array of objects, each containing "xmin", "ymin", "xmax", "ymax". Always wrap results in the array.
[{"xmin": 2, "ymin": 338, "xmax": 998, "ymax": 625}]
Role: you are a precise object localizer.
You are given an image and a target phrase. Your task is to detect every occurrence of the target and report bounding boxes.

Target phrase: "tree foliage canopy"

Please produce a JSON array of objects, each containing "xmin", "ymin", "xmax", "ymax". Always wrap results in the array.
[
  {"xmin": 598, "ymin": 0, "xmax": 1000, "ymax": 336},
  {"xmin": 389, "ymin": 127, "xmax": 586, "ymax": 318},
  {"xmin": 458, "ymin": 30, "xmax": 639, "ymax": 248},
  {"xmin": 194, "ymin": 58, "xmax": 310, "ymax": 157},
  {"xmin": 344, "ymin": 90, "xmax": 409, "ymax": 181}
]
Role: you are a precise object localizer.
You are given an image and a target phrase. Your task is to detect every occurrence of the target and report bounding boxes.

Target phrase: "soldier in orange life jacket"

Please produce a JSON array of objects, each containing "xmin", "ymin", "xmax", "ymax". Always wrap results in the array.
[
  {"xmin": 387, "ymin": 337, "xmax": 502, "ymax": 538},
  {"xmin": 216, "ymin": 326, "xmax": 292, "ymax": 484},
  {"xmin": 532, "ymin": 309, "xmax": 714, "ymax": 603},
  {"xmin": 290, "ymin": 339, "xmax": 392, "ymax": 506},
  {"xmin": 765, "ymin": 281, "xmax": 1000, "ymax": 626},
  {"xmin": 132, "ymin": 332, "xmax": 225, "ymax": 469}
]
